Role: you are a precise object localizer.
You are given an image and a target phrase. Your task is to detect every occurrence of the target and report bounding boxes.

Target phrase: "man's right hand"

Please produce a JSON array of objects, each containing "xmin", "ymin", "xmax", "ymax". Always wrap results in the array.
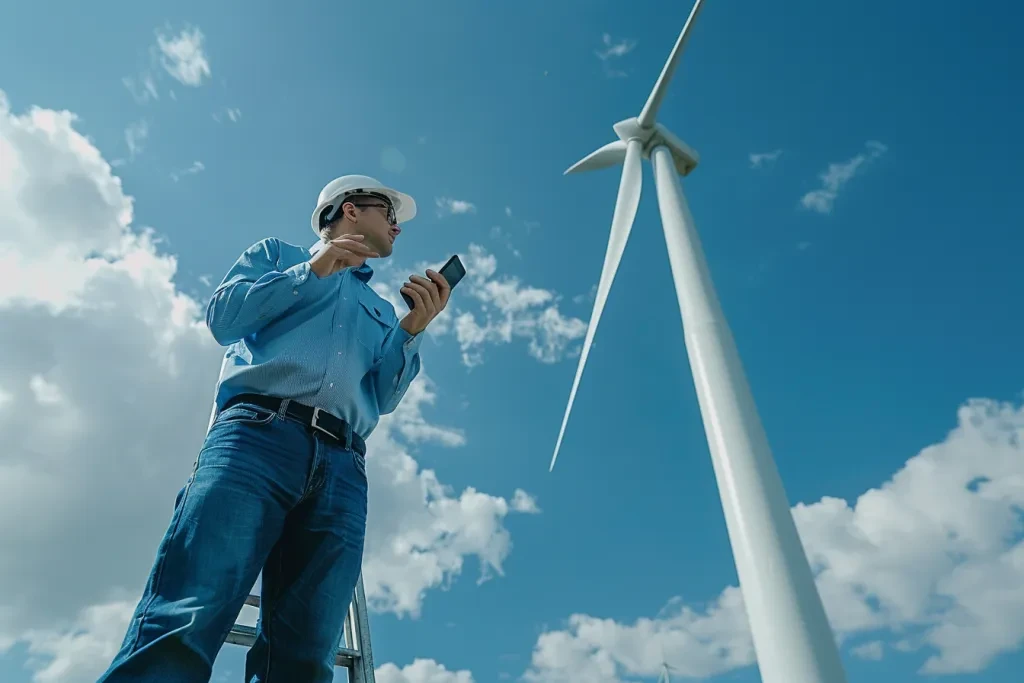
[{"xmin": 309, "ymin": 235, "xmax": 379, "ymax": 278}]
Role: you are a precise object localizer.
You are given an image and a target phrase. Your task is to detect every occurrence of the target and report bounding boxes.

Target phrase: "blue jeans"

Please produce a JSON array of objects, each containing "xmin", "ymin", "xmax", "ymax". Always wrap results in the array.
[{"xmin": 97, "ymin": 400, "xmax": 369, "ymax": 683}]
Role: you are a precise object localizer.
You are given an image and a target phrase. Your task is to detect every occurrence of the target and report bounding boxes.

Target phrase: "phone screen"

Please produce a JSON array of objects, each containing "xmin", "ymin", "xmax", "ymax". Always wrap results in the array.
[
  {"xmin": 401, "ymin": 254, "xmax": 466, "ymax": 309},
  {"xmin": 439, "ymin": 254, "xmax": 466, "ymax": 288}
]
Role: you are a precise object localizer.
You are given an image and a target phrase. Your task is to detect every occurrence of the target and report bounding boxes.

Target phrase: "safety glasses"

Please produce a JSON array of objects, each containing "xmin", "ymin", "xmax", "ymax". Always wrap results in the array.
[
  {"xmin": 345, "ymin": 192, "xmax": 397, "ymax": 225},
  {"xmin": 321, "ymin": 191, "xmax": 398, "ymax": 227}
]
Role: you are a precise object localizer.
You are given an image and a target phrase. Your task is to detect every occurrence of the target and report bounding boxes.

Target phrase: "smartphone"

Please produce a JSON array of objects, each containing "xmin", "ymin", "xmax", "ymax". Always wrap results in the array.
[{"xmin": 402, "ymin": 254, "xmax": 467, "ymax": 309}]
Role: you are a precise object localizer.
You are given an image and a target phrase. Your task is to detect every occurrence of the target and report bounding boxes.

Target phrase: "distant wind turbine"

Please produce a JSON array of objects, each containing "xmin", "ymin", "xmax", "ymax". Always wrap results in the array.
[{"xmin": 547, "ymin": 1, "xmax": 850, "ymax": 682}]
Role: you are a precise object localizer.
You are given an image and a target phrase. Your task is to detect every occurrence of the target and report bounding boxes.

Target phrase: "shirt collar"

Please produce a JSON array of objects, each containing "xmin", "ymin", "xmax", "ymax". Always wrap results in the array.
[{"xmin": 309, "ymin": 239, "xmax": 374, "ymax": 281}]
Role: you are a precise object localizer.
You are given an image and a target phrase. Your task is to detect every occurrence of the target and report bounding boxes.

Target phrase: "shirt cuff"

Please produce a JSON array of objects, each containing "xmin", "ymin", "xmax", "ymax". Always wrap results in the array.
[
  {"xmin": 396, "ymin": 324, "xmax": 424, "ymax": 353},
  {"xmin": 287, "ymin": 261, "xmax": 312, "ymax": 285}
]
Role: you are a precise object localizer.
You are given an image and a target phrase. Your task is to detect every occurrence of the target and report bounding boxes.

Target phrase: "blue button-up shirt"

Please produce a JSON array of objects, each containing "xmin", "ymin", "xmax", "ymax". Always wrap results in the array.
[{"xmin": 205, "ymin": 237, "xmax": 422, "ymax": 439}]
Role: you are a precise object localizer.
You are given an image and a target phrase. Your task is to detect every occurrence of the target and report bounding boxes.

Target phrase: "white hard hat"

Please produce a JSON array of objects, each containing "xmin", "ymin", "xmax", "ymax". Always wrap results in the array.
[{"xmin": 310, "ymin": 174, "xmax": 417, "ymax": 236}]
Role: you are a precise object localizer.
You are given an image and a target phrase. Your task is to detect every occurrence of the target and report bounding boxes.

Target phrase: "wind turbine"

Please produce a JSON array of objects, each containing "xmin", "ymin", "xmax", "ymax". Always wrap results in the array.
[{"xmin": 547, "ymin": 1, "xmax": 850, "ymax": 682}]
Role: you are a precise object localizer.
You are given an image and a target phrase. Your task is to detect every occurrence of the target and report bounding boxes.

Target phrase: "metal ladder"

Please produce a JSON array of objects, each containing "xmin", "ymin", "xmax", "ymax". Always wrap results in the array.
[{"xmin": 225, "ymin": 575, "xmax": 377, "ymax": 682}]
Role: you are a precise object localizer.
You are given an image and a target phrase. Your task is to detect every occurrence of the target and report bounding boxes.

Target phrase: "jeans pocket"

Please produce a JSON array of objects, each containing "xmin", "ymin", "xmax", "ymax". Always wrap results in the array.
[
  {"xmin": 215, "ymin": 404, "xmax": 277, "ymax": 427},
  {"xmin": 352, "ymin": 451, "xmax": 367, "ymax": 479}
]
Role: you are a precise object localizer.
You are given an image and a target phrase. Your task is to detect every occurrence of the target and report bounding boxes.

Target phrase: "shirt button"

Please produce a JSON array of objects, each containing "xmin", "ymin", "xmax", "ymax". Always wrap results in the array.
[
  {"xmin": 338, "ymin": 351, "xmax": 342, "ymax": 355},
  {"xmin": 330, "ymin": 383, "xmax": 334, "ymax": 388},
  {"xmin": 292, "ymin": 289, "xmax": 298, "ymax": 295}
]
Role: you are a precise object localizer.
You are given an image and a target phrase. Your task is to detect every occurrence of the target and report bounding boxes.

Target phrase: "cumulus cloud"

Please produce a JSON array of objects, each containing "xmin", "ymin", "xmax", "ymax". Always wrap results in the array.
[
  {"xmin": 380, "ymin": 245, "xmax": 586, "ymax": 368},
  {"xmin": 0, "ymin": 90, "xmax": 535, "ymax": 682},
  {"xmin": 452, "ymin": 246, "xmax": 587, "ymax": 367},
  {"xmin": 376, "ymin": 658, "xmax": 475, "ymax": 683},
  {"xmin": 800, "ymin": 141, "xmax": 887, "ymax": 214},
  {"xmin": 511, "ymin": 489, "xmax": 541, "ymax": 514},
  {"xmin": 523, "ymin": 396, "xmax": 1024, "ymax": 681},
  {"xmin": 373, "ymin": 245, "xmax": 585, "ymax": 368}
]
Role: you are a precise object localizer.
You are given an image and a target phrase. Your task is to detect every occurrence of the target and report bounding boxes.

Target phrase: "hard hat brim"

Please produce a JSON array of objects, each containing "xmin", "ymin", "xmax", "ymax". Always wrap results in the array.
[{"xmin": 310, "ymin": 184, "xmax": 417, "ymax": 236}]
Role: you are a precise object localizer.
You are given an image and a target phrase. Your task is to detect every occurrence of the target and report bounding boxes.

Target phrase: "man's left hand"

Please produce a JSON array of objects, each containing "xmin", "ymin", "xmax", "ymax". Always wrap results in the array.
[{"xmin": 399, "ymin": 269, "xmax": 451, "ymax": 336}]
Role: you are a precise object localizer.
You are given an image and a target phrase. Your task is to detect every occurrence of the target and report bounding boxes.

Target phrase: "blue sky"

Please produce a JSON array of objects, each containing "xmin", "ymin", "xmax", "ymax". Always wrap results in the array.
[{"xmin": 1, "ymin": 1, "xmax": 1022, "ymax": 682}]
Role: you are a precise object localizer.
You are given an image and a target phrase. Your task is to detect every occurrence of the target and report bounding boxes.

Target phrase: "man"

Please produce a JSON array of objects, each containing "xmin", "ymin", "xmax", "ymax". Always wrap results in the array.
[{"xmin": 98, "ymin": 175, "xmax": 450, "ymax": 683}]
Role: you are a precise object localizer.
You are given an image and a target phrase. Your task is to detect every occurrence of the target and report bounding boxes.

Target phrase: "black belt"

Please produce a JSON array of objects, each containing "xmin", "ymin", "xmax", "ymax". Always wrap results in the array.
[{"xmin": 222, "ymin": 393, "xmax": 366, "ymax": 456}]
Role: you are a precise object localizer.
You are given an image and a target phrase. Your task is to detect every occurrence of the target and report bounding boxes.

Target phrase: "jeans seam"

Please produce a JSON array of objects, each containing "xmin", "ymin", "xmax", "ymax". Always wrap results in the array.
[
  {"xmin": 261, "ymin": 549, "xmax": 283, "ymax": 681},
  {"xmin": 123, "ymin": 464, "xmax": 200, "ymax": 656},
  {"xmin": 297, "ymin": 439, "xmax": 323, "ymax": 504}
]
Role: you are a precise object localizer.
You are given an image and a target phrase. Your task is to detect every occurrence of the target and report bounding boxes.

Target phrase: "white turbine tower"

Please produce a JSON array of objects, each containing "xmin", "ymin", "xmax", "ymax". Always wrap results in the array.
[{"xmin": 548, "ymin": 2, "xmax": 849, "ymax": 682}]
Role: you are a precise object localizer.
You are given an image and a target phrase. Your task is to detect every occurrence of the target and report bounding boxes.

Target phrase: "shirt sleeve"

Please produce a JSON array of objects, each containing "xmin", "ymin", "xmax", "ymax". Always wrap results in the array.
[
  {"xmin": 206, "ymin": 238, "xmax": 315, "ymax": 346},
  {"xmin": 374, "ymin": 323, "xmax": 423, "ymax": 414}
]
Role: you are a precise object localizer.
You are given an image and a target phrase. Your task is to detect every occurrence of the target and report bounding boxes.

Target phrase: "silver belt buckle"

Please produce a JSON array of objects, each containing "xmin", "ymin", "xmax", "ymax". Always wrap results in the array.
[{"xmin": 310, "ymin": 407, "xmax": 334, "ymax": 438}]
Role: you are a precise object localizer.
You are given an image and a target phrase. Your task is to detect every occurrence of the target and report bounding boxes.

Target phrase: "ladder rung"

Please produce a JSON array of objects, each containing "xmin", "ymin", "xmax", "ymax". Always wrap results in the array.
[{"xmin": 225, "ymin": 625, "xmax": 360, "ymax": 668}]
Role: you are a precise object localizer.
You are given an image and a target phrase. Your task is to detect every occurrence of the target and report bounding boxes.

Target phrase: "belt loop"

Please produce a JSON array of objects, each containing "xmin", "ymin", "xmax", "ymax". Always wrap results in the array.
[
  {"xmin": 278, "ymin": 398, "xmax": 290, "ymax": 417},
  {"xmin": 345, "ymin": 422, "xmax": 353, "ymax": 449}
]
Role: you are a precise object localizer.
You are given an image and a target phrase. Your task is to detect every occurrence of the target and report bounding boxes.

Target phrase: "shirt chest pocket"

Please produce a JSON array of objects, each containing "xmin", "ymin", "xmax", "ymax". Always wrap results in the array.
[{"xmin": 354, "ymin": 297, "xmax": 394, "ymax": 363}]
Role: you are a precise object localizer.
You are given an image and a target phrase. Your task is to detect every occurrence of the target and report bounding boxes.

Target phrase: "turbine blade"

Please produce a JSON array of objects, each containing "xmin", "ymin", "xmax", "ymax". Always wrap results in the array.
[
  {"xmin": 564, "ymin": 140, "xmax": 628, "ymax": 175},
  {"xmin": 549, "ymin": 138, "xmax": 643, "ymax": 471},
  {"xmin": 637, "ymin": 0, "xmax": 707, "ymax": 128}
]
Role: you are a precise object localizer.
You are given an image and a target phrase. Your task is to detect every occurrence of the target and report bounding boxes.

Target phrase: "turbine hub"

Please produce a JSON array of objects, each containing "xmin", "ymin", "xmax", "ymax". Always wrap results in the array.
[{"xmin": 612, "ymin": 117, "xmax": 700, "ymax": 176}]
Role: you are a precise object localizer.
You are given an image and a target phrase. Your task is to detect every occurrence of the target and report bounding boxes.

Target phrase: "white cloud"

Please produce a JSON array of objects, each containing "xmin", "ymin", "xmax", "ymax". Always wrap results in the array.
[
  {"xmin": 156, "ymin": 25, "xmax": 212, "ymax": 87},
  {"xmin": 28, "ymin": 375, "xmax": 65, "ymax": 405},
  {"xmin": 433, "ymin": 245, "xmax": 587, "ymax": 367},
  {"xmin": 748, "ymin": 149, "xmax": 782, "ymax": 169},
  {"xmin": 376, "ymin": 658, "xmax": 475, "ymax": 683},
  {"xmin": 800, "ymin": 141, "xmax": 887, "ymax": 214},
  {"xmin": 435, "ymin": 197, "xmax": 477, "ymax": 216},
  {"xmin": 596, "ymin": 34, "xmax": 636, "ymax": 61},
  {"xmin": 595, "ymin": 34, "xmax": 636, "ymax": 78},
  {"xmin": 213, "ymin": 107, "xmax": 242, "ymax": 123},
  {"xmin": 523, "ymin": 395, "xmax": 1024, "ymax": 681},
  {"xmin": 386, "ymin": 373, "xmax": 466, "ymax": 447},
  {"xmin": 122, "ymin": 25, "xmax": 211, "ymax": 104},
  {"xmin": 852, "ymin": 641, "xmax": 884, "ymax": 661},
  {"xmin": 170, "ymin": 160, "xmax": 205, "ymax": 182},
  {"xmin": 122, "ymin": 74, "xmax": 159, "ymax": 104},
  {"xmin": 375, "ymin": 245, "xmax": 585, "ymax": 368},
  {"xmin": 0, "ymin": 91, "xmax": 536, "ymax": 681},
  {"xmin": 124, "ymin": 119, "xmax": 148, "ymax": 159},
  {"xmin": 17, "ymin": 601, "xmax": 137, "ymax": 683},
  {"xmin": 511, "ymin": 489, "xmax": 541, "ymax": 514},
  {"xmin": 19, "ymin": 605, "xmax": 475, "ymax": 683},
  {"xmin": 573, "ymin": 284, "xmax": 597, "ymax": 306}
]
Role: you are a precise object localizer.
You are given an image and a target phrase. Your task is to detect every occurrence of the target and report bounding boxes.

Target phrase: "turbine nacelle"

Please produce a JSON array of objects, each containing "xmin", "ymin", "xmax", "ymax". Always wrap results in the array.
[{"xmin": 564, "ymin": 118, "xmax": 701, "ymax": 177}]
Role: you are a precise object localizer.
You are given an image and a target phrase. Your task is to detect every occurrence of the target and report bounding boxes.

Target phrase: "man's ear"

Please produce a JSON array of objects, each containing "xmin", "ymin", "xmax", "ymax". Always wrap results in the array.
[{"xmin": 341, "ymin": 200, "xmax": 359, "ymax": 222}]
